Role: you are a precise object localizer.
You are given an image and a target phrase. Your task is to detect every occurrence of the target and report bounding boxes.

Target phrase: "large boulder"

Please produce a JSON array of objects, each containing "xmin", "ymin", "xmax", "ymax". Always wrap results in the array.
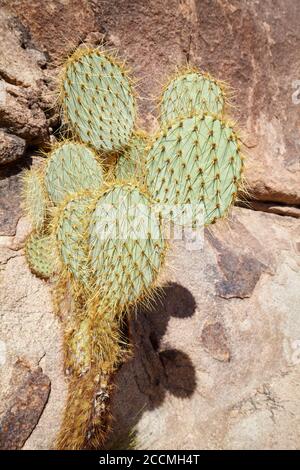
[
  {"xmin": 0, "ymin": 208, "xmax": 299, "ymax": 449},
  {"xmin": 0, "ymin": 0, "xmax": 98, "ymax": 60},
  {"xmin": 108, "ymin": 207, "xmax": 300, "ymax": 449},
  {"xmin": 1, "ymin": 0, "xmax": 299, "ymax": 238}
]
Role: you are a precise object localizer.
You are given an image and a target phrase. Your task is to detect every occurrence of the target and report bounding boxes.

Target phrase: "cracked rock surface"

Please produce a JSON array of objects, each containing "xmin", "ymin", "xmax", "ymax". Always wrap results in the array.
[{"xmin": 0, "ymin": 0, "xmax": 299, "ymax": 450}]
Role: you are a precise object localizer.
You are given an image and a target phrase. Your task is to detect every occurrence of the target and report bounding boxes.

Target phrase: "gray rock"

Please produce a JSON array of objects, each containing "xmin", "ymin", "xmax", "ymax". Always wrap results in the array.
[
  {"xmin": 0, "ymin": 130, "xmax": 26, "ymax": 165},
  {"xmin": 1, "ymin": 208, "xmax": 300, "ymax": 450},
  {"xmin": 0, "ymin": 80, "xmax": 49, "ymax": 145},
  {"xmin": 0, "ymin": 156, "xmax": 29, "ymax": 236}
]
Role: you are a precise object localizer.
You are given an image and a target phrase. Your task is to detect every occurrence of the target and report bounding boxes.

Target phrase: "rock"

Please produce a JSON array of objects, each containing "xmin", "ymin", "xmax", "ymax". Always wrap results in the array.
[
  {"xmin": 0, "ymin": 155, "xmax": 30, "ymax": 236},
  {"xmin": 206, "ymin": 230, "xmax": 269, "ymax": 299},
  {"xmin": 0, "ymin": 216, "xmax": 31, "ymax": 255},
  {"xmin": 0, "ymin": 130, "xmax": 26, "ymax": 165},
  {"xmin": 201, "ymin": 322, "xmax": 231, "ymax": 363},
  {"xmin": 0, "ymin": 154, "xmax": 46, "ymax": 237},
  {"xmin": 0, "ymin": 10, "xmax": 44, "ymax": 88},
  {"xmin": 0, "ymin": 78, "xmax": 49, "ymax": 145},
  {"xmin": 1, "ymin": 208, "xmax": 300, "ymax": 450},
  {"xmin": 0, "ymin": 218, "xmax": 67, "ymax": 450},
  {"xmin": 225, "ymin": 372, "xmax": 300, "ymax": 449},
  {"xmin": 107, "ymin": 207, "xmax": 300, "ymax": 449},
  {"xmin": 189, "ymin": 0, "xmax": 300, "ymax": 205},
  {"xmin": 244, "ymin": 201, "xmax": 300, "ymax": 219},
  {"xmin": 0, "ymin": 9, "xmax": 53, "ymax": 145},
  {"xmin": 0, "ymin": 360, "xmax": 50, "ymax": 450},
  {"xmin": 1, "ymin": 0, "xmax": 98, "ymax": 60},
  {"xmin": 0, "ymin": 80, "xmax": 49, "ymax": 146},
  {"xmin": 1, "ymin": 1, "xmax": 300, "ymax": 205},
  {"xmin": 0, "ymin": 7, "xmax": 56, "ymax": 236}
]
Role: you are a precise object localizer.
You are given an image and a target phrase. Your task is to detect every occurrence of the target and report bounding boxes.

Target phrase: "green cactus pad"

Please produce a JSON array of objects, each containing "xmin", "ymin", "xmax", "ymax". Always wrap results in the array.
[
  {"xmin": 115, "ymin": 132, "xmax": 148, "ymax": 181},
  {"xmin": 45, "ymin": 142, "xmax": 104, "ymax": 205},
  {"xmin": 160, "ymin": 70, "xmax": 225, "ymax": 125},
  {"xmin": 23, "ymin": 168, "xmax": 48, "ymax": 230},
  {"xmin": 145, "ymin": 113, "xmax": 243, "ymax": 226},
  {"xmin": 61, "ymin": 48, "xmax": 135, "ymax": 152},
  {"xmin": 56, "ymin": 192, "xmax": 93, "ymax": 284},
  {"xmin": 25, "ymin": 231, "xmax": 56, "ymax": 279},
  {"xmin": 89, "ymin": 183, "xmax": 166, "ymax": 309}
]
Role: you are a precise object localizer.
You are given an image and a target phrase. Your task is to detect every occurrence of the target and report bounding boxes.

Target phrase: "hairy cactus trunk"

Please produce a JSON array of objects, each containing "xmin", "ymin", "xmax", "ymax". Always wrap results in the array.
[{"xmin": 56, "ymin": 309, "xmax": 123, "ymax": 450}]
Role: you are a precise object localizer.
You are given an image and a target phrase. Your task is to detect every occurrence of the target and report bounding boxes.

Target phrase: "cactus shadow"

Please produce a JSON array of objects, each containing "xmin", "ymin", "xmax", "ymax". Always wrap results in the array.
[{"xmin": 106, "ymin": 282, "xmax": 197, "ymax": 449}]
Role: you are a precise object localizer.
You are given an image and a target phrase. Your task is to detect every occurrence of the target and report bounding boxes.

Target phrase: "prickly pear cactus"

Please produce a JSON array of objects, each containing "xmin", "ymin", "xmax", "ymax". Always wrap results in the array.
[
  {"xmin": 22, "ymin": 168, "xmax": 48, "ymax": 231},
  {"xmin": 56, "ymin": 182, "xmax": 167, "ymax": 449},
  {"xmin": 145, "ymin": 112, "xmax": 243, "ymax": 225},
  {"xmin": 89, "ymin": 182, "xmax": 166, "ymax": 310},
  {"xmin": 25, "ymin": 231, "xmax": 56, "ymax": 279},
  {"xmin": 55, "ymin": 191, "xmax": 93, "ymax": 285},
  {"xmin": 60, "ymin": 48, "xmax": 136, "ymax": 152},
  {"xmin": 45, "ymin": 141, "xmax": 104, "ymax": 205},
  {"xmin": 160, "ymin": 69, "xmax": 226, "ymax": 125},
  {"xmin": 115, "ymin": 131, "xmax": 148, "ymax": 181},
  {"xmin": 21, "ymin": 42, "xmax": 246, "ymax": 450}
]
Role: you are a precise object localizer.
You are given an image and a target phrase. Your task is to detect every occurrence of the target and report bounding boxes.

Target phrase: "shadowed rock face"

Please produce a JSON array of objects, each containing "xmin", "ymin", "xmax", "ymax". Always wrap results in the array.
[{"xmin": 0, "ymin": 0, "xmax": 299, "ymax": 451}]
